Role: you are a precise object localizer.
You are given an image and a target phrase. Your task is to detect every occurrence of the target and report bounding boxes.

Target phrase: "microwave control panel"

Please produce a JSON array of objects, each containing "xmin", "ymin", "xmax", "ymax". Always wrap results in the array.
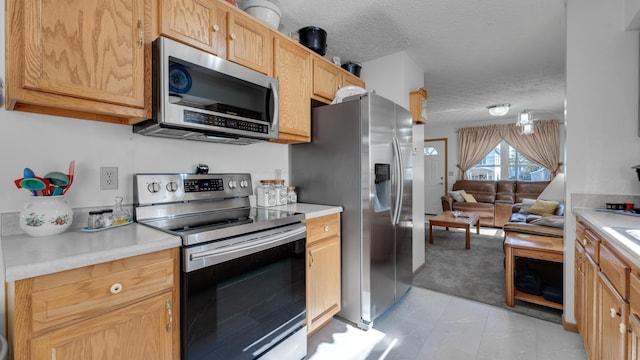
[{"xmin": 184, "ymin": 110, "xmax": 268, "ymax": 134}]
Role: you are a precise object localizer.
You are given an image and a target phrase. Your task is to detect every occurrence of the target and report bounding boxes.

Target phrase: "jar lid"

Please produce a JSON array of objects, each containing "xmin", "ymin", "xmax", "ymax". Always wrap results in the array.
[
  {"xmin": 102, "ymin": 209, "xmax": 113, "ymax": 213},
  {"xmin": 89, "ymin": 210, "xmax": 103, "ymax": 215},
  {"xmin": 288, "ymin": 186, "xmax": 296, "ymax": 190},
  {"xmin": 274, "ymin": 179, "xmax": 285, "ymax": 184}
]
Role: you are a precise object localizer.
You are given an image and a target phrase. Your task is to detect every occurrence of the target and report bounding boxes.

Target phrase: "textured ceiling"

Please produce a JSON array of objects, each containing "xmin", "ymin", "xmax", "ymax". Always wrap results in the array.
[{"xmin": 238, "ymin": 0, "xmax": 566, "ymax": 126}]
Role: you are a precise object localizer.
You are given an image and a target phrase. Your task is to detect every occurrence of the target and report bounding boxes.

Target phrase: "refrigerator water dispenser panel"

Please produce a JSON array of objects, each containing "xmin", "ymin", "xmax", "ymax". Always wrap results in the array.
[
  {"xmin": 375, "ymin": 164, "xmax": 390, "ymax": 183},
  {"xmin": 374, "ymin": 163, "xmax": 391, "ymax": 212}
]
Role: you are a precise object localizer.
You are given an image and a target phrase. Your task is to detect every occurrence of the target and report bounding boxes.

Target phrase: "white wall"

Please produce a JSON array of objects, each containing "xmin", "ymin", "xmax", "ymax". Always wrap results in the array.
[
  {"xmin": 362, "ymin": 51, "xmax": 426, "ymax": 272},
  {"xmin": 566, "ymin": 0, "xmax": 640, "ymax": 324}
]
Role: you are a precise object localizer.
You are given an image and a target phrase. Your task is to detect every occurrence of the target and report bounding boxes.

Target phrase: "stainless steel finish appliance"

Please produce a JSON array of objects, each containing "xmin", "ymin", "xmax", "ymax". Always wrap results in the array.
[
  {"xmin": 134, "ymin": 37, "xmax": 279, "ymax": 145},
  {"xmin": 290, "ymin": 92, "xmax": 413, "ymax": 329},
  {"xmin": 134, "ymin": 173, "xmax": 306, "ymax": 360}
]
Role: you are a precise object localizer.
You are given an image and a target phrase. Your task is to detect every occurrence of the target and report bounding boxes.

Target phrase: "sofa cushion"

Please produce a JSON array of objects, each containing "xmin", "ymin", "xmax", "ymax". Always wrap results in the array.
[
  {"xmin": 453, "ymin": 180, "xmax": 497, "ymax": 204},
  {"xmin": 519, "ymin": 198, "xmax": 537, "ymax": 214},
  {"xmin": 531, "ymin": 216, "xmax": 565, "ymax": 228},
  {"xmin": 496, "ymin": 181, "xmax": 516, "ymax": 203},
  {"xmin": 503, "ymin": 222, "xmax": 564, "ymax": 238},
  {"xmin": 515, "ymin": 181, "xmax": 551, "ymax": 203},
  {"xmin": 461, "ymin": 193, "xmax": 477, "ymax": 203},
  {"xmin": 448, "ymin": 190, "xmax": 466, "ymax": 202},
  {"xmin": 528, "ymin": 199, "xmax": 560, "ymax": 216}
]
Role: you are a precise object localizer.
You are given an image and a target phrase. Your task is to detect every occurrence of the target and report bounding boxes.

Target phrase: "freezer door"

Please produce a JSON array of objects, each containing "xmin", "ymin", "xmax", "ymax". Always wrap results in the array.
[
  {"xmin": 364, "ymin": 94, "xmax": 397, "ymax": 323},
  {"xmin": 395, "ymin": 105, "xmax": 413, "ymax": 299}
]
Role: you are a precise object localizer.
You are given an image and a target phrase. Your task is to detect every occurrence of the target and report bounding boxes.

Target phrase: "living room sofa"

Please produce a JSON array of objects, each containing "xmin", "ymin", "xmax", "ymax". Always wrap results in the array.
[
  {"xmin": 502, "ymin": 201, "xmax": 565, "ymax": 238},
  {"xmin": 441, "ymin": 180, "xmax": 550, "ymax": 227}
]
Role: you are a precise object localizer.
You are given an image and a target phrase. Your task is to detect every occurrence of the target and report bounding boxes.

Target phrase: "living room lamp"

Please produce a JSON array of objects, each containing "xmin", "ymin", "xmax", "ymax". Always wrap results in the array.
[
  {"xmin": 487, "ymin": 104, "xmax": 510, "ymax": 116},
  {"xmin": 538, "ymin": 173, "xmax": 566, "ymax": 202},
  {"xmin": 517, "ymin": 109, "xmax": 534, "ymax": 135}
]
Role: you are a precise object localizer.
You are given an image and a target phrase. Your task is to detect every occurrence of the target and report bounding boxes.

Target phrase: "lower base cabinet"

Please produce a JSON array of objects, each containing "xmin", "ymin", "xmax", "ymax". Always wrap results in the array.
[
  {"xmin": 305, "ymin": 213, "xmax": 341, "ymax": 335},
  {"xmin": 6, "ymin": 248, "xmax": 180, "ymax": 359}
]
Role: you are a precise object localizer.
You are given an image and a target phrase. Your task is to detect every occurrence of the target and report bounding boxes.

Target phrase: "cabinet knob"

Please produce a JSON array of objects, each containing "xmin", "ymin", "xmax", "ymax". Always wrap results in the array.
[
  {"xmin": 230, "ymin": 33, "xmax": 237, "ymax": 40},
  {"xmin": 212, "ymin": 24, "xmax": 220, "ymax": 32},
  {"xmin": 324, "ymin": 225, "xmax": 329, "ymax": 232},
  {"xmin": 110, "ymin": 283, "xmax": 123, "ymax": 294},
  {"xmin": 611, "ymin": 307, "xmax": 621, "ymax": 318},
  {"xmin": 620, "ymin": 323, "xmax": 627, "ymax": 334},
  {"xmin": 581, "ymin": 239, "xmax": 586, "ymax": 246}
]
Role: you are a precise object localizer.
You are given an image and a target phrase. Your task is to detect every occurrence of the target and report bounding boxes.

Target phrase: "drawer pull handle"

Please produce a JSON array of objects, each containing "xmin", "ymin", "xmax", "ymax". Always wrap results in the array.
[
  {"xmin": 110, "ymin": 283, "xmax": 123, "ymax": 294},
  {"xmin": 137, "ymin": 20, "xmax": 143, "ymax": 48},
  {"xmin": 611, "ymin": 307, "xmax": 621, "ymax": 318},
  {"xmin": 324, "ymin": 226, "xmax": 329, "ymax": 232},
  {"xmin": 166, "ymin": 300, "xmax": 173, "ymax": 332},
  {"xmin": 309, "ymin": 250, "xmax": 314, "ymax": 268}
]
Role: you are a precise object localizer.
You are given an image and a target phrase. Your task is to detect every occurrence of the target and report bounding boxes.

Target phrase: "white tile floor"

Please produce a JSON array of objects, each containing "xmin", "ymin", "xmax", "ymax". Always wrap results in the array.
[{"xmin": 307, "ymin": 287, "xmax": 586, "ymax": 360}]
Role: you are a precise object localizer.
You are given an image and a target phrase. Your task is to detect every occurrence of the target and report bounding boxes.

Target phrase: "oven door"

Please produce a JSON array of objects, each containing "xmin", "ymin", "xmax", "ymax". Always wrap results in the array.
[{"xmin": 181, "ymin": 223, "xmax": 306, "ymax": 360}]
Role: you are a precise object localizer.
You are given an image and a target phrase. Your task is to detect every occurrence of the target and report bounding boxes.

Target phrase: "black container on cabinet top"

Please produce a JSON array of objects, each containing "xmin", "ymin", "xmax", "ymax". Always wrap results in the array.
[{"xmin": 298, "ymin": 26, "xmax": 327, "ymax": 56}]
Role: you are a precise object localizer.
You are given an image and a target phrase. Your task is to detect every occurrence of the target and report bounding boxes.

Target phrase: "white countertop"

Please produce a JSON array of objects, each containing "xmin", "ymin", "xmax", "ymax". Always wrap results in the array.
[
  {"xmin": 2, "ymin": 223, "xmax": 181, "ymax": 281},
  {"xmin": 2, "ymin": 203, "xmax": 341, "ymax": 282},
  {"xmin": 272, "ymin": 203, "xmax": 343, "ymax": 219},
  {"xmin": 574, "ymin": 208, "xmax": 640, "ymax": 267}
]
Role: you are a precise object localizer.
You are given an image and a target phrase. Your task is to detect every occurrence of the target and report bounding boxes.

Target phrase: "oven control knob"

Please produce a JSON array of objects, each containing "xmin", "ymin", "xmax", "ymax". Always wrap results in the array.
[
  {"xmin": 148, "ymin": 182, "xmax": 161, "ymax": 193},
  {"xmin": 166, "ymin": 181, "xmax": 178, "ymax": 192},
  {"xmin": 228, "ymin": 180, "xmax": 237, "ymax": 189},
  {"xmin": 240, "ymin": 180, "xmax": 248, "ymax": 188}
]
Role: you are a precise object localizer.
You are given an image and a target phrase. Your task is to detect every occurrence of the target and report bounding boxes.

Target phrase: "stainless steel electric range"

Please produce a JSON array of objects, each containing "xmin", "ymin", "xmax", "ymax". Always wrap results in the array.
[{"xmin": 133, "ymin": 173, "xmax": 307, "ymax": 360}]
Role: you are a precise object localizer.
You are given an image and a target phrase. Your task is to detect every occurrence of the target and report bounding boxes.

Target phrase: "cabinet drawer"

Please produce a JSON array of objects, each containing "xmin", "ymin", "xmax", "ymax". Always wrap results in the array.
[
  {"xmin": 584, "ymin": 229, "xmax": 601, "ymax": 264},
  {"xmin": 576, "ymin": 220, "xmax": 586, "ymax": 243},
  {"xmin": 25, "ymin": 249, "xmax": 177, "ymax": 333},
  {"xmin": 600, "ymin": 244, "xmax": 630, "ymax": 299},
  {"xmin": 631, "ymin": 272, "xmax": 640, "ymax": 314},
  {"xmin": 305, "ymin": 213, "xmax": 340, "ymax": 245}
]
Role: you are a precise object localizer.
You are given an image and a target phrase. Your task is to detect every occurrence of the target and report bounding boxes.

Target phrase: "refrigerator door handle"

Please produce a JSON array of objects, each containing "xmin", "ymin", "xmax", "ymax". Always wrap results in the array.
[{"xmin": 391, "ymin": 136, "xmax": 403, "ymax": 225}]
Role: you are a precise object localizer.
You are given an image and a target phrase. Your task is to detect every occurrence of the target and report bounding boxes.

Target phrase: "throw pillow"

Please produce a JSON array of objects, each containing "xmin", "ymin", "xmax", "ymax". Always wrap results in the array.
[
  {"xmin": 448, "ymin": 190, "xmax": 466, "ymax": 202},
  {"xmin": 461, "ymin": 193, "xmax": 477, "ymax": 203},
  {"xmin": 528, "ymin": 199, "xmax": 560, "ymax": 216},
  {"xmin": 519, "ymin": 198, "xmax": 537, "ymax": 214},
  {"xmin": 531, "ymin": 216, "xmax": 565, "ymax": 228}
]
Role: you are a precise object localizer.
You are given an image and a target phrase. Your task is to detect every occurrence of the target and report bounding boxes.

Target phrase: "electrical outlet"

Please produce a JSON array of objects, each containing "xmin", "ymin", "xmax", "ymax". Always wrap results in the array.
[{"xmin": 100, "ymin": 167, "xmax": 118, "ymax": 190}]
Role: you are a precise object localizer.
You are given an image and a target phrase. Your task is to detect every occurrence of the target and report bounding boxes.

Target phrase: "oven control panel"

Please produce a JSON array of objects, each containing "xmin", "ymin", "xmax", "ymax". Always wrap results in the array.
[{"xmin": 134, "ymin": 173, "xmax": 253, "ymax": 205}]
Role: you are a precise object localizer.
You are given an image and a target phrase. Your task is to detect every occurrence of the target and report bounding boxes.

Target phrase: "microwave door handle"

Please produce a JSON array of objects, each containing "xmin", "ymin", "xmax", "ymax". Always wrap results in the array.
[{"xmin": 269, "ymin": 82, "xmax": 279, "ymax": 132}]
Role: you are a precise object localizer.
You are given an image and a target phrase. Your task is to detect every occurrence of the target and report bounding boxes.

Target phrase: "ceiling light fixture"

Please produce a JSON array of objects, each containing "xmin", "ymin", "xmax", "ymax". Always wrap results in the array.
[
  {"xmin": 516, "ymin": 109, "xmax": 534, "ymax": 135},
  {"xmin": 487, "ymin": 104, "xmax": 510, "ymax": 117}
]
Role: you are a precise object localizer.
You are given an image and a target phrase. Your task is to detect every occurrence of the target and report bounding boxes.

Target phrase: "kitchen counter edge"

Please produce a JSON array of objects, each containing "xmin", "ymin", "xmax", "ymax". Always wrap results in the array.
[
  {"xmin": 272, "ymin": 203, "xmax": 343, "ymax": 219},
  {"xmin": 574, "ymin": 208, "xmax": 640, "ymax": 268},
  {"xmin": 2, "ymin": 223, "xmax": 181, "ymax": 282}
]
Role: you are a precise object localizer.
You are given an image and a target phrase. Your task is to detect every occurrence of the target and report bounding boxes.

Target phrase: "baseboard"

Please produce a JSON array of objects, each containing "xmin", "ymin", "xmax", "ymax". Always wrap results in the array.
[
  {"xmin": 562, "ymin": 315, "xmax": 578, "ymax": 333},
  {"xmin": 413, "ymin": 263, "xmax": 426, "ymax": 276}
]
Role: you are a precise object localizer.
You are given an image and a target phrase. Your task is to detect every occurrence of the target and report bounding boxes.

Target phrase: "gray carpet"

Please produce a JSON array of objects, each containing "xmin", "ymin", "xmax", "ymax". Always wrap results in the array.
[{"xmin": 413, "ymin": 228, "xmax": 563, "ymax": 324}]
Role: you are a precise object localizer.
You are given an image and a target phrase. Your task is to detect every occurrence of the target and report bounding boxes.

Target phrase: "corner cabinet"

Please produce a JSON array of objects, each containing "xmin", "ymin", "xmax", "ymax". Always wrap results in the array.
[
  {"xmin": 7, "ymin": 248, "xmax": 180, "ymax": 360},
  {"xmin": 305, "ymin": 213, "xmax": 341, "ymax": 335},
  {"xmin": 5, "ymin": 0, "xmax": 151, "ymax": 124},
  {"xmin": 271, "ymin": 33, "xmax": 311, "ymax": 144}
]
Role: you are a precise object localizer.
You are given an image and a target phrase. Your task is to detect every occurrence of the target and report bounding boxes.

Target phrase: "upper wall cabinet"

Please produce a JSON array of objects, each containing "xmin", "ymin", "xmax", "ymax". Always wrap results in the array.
[
  {"xmin": 226, "ymin": 9, "xmax": 273, "ymax": 75},
  {"xmin": 158, "ymin": 0, "xmax": 227, "ymax": 58},
  {"xmin": 342, "ymin": 72, "xmax": 365, "ymax": 89},
  {"xmin": 5, "ymin": 0, "xmax": 151, "ymax": 124},
  {"xmin": 272, "ymin": 33, "xmax": 311, "ymax": 144},
  {"xmin": 311, "ymin": 54, "xmax": 342, "ymax": 104}
]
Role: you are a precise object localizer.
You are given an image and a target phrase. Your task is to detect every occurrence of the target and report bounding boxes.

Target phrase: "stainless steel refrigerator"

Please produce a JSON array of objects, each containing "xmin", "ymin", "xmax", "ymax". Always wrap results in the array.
[{"xmin": 290, "ymin": 92, "xmax": 413, "ymax": 330}]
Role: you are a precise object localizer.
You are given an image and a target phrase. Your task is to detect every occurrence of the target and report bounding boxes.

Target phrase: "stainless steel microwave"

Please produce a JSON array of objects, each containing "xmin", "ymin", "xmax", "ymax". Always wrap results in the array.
[{"xmin": 134, "ymin": 36, "xmax": 278, "ymax": 145}]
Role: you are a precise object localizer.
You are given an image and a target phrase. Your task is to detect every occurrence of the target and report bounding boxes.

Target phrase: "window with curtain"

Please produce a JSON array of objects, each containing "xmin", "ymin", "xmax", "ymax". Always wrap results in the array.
[{"xmin": 466, "ymin": 140, "xmax": 550, "ymax": 181}]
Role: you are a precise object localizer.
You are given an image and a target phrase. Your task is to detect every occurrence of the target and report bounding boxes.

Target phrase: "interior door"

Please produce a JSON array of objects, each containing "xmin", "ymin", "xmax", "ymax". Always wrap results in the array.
[{"xmin": 424, "ymin": 139, "xmax": 447, "ymax": 214}]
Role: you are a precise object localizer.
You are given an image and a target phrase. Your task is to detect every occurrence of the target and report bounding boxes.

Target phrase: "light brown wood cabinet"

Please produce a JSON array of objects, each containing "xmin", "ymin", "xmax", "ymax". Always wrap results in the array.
[
  {"xmin": 5, "ymin": 0, "xmax": 151, "ymax": 124},
  {"xmin": 158, "ymin": 0, "xmax": 227, "ymax": 58},
  {"xmin": 305, "ymin": 213, "xmax": 341, "ymax": 335},
  {"xmin": 311, "ymin": 55, "xmax": 343, "ymax": 104},
  {"xmin": 598, "ymin": 270, "xmax": 629, "ymax": 360},
  {"xmin": 343, "ymin": 72, "xmax": 365, "ymax": 89},
  {"xmin": 7, "ymin": 248, "xmax": 180, "ymax": 360},
  {"xmin": 227, "ymin": 8, "xmax": 272, "ymax": 75},
  {"xmin": 272, "ymin": 33, "xmax": 311, "ymax": 144}
]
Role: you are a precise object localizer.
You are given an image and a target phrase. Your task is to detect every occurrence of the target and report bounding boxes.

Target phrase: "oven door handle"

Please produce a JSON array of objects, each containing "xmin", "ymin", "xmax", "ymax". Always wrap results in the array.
[{"xmin": 189, "ymin": 226, "xmax": 306, "ymax": 264}]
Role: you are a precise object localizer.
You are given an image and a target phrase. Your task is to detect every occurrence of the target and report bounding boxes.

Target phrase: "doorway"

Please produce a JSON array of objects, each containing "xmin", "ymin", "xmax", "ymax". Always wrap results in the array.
[{"xmin": 424, "ymin": 138, "xmax": 448, "ymax": 215}]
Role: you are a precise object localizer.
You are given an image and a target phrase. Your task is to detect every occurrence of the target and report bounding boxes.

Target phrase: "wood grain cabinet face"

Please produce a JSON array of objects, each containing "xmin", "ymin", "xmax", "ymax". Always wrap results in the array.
[
  {"xmin": 598, "ymin": 272, "xmax": 629, "ymax": 360},
  {"xmin": 630, "ymin": 313, "xmax": 640, "ymax": 360},
  {"xmin": 342, "ymin": 73, "xmax": 365, "ymax": 89},
  {"xmin": 159, "ymin": 0, "xmax": 227, "ymax": 58},
  {"xmin": 227, "ymin": 11, "xmax": 272, "ymax": 75},
  {"xmin": 6, "ymin": 0, "xmax": 151, "ymax": 123},
  {"xmin": 312, "ymin": 56, "xmax": 342, "ymax": 103},
  {"xmin": 8, "ymin": 249, "xmax": 180, "ymax": 360},
  {"xmin": 272, "ymin": 35, "xmax": 311, "ymax": 144},
  {"xmin": 305, "ymin": 213, "xmax": 341, "ymax": 335}
]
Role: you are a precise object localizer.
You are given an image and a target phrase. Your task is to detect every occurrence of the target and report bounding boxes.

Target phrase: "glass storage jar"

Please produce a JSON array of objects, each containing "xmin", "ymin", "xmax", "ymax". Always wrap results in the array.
[
  {"xmin": 287, "ymin": 186, "xmax": 297, "ymax": 204},
  {"xmin": 113, "ymin": 196, "xmax": 131, "ymax": 225},
  {"xmin": 273, "ymin": 180, "xmax": 288, "ymax": 205},
  {"xmin": 257, "ymin": 180, "xmax": 277, "ymax": 207}
]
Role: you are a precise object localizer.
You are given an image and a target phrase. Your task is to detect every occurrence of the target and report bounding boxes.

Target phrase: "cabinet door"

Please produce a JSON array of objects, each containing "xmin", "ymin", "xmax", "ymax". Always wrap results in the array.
[
  {"xmin": 585, "ymin": 253, "xmax": 599, "ymax": 359},
  {"xmin": 598, "ymin": 272, "xmax": 629, "ymax": 360},
  {"xmin": 159, "ymin": 0, "xmax": 227, "ymax": 58},
  {"xmin": 575, "ymin": 243, "xmax": 585, "ymax": 335},
  {"xmin": 312, "ymin": 57, "xmax": 341, "ymax": 103},
  {"xmin": 227, "ymin": 11, "xmax": 272, "ymax": 75},
  {"xmin": 631, "ymin": 314, "xmax": 640, "ymax": 360},
  {"xmin": 272, "ymin": 35, "xmax": 311, "ymax": 143},
  {"xmin": 342, "ymin": 73, "xmax": 365, "ymax": 88},
  {"xmin": 32, "ymin": 294, "xmax": 176, "ymax": 360},
  {"xmin": 307, "ymin": 236, "xmax": 341, "ymax": 335},
  {"xmin": 22, "ymin": 0, "xmax": 145, "ymax": 108}
]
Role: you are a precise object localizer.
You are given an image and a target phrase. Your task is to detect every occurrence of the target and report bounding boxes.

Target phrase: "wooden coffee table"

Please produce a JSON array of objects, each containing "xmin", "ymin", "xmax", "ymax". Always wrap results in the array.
[{"xmin": 428, "ymin": 211, "xmax": 480, "ymax": 249}]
